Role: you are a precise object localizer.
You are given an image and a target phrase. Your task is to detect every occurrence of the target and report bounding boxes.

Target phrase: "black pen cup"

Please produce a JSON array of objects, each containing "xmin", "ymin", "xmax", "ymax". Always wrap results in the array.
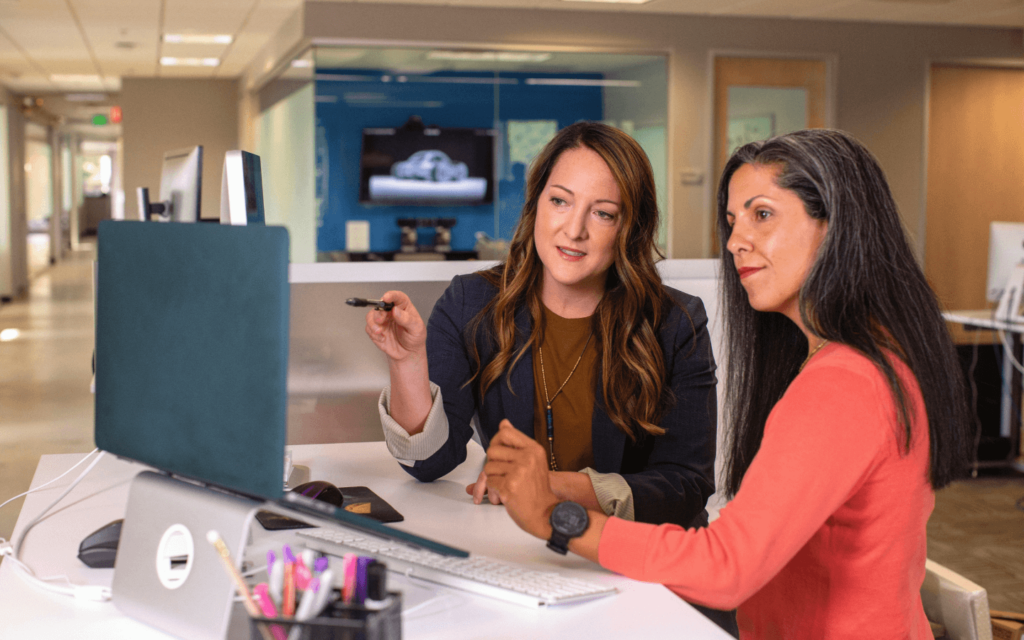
[{"xmin": 248, "ymin": 591, "xmax": 401, "ymax": 640}]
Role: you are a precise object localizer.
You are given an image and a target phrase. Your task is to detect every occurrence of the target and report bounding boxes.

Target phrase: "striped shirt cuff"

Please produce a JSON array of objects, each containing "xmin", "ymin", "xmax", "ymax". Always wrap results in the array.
[
  {"xmin": 580, "ymin": 467, "xmax": 635, "ymax": 521},
  {"xmin": 378, "ymin": 382, "xmax": 450, "ymax": 465}
]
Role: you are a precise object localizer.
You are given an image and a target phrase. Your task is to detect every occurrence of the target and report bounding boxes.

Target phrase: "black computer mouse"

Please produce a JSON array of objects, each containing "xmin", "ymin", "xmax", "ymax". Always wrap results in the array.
[
  {"xmin": 78, "ymin": 518, "xmax": 124, "ymax": 569},
  {"xmin": 291, "ymin": 480, "xmax": 344, "ymax": 507}
]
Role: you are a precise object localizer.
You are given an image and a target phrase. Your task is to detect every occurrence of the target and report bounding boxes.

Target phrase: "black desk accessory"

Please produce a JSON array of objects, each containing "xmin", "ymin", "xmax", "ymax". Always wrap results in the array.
[
  {"xmin": 78, "ymin": 519, "xmax": 124, "ymax": 569},
  {"xmin": 256, "ymin": 485, "xmax": 405, "ymax": 531}
]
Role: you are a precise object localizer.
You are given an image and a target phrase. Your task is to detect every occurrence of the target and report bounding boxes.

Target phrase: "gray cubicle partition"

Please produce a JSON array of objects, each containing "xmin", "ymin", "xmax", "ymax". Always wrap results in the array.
[
  {"xmin": 287, "ymin": 261, "xmax": 497, "ymax": 445},
  {"xmin": 288, "ymin": 259, "xmax": 726, "ymax": 517}
]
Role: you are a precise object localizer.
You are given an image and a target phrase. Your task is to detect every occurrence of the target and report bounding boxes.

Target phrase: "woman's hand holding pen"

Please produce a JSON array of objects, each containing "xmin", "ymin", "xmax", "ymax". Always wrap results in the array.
[
  {"xmin": 364, "ymin": 291, "xmax": 426, "ymax": 364},
  {"xmin": 363, "ymin": 290, "xmax": 432, "ymax": 436}
]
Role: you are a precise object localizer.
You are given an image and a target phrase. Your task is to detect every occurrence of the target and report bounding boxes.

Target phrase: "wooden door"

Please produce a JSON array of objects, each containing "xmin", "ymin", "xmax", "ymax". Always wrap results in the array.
[
  {"xmin": 925, "ymin": 65, "xmax": 1024, "ymax": 343},
  {"xmin": 712, "ymin": 57, "xmax": 828, "ymax": 252}
]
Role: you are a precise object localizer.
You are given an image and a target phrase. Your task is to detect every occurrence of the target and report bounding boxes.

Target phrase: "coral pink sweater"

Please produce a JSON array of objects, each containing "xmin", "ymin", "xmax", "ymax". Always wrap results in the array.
[{"xmin": 599, "ymin": 343, "xmax": 934, "ymax": 639}]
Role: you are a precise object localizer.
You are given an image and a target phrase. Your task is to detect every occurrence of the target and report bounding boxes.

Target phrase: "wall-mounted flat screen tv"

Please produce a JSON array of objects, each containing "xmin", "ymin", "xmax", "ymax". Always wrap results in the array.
[{"xmin": 359, "ymin": 126, "xmax": 495, "ymax": 206}]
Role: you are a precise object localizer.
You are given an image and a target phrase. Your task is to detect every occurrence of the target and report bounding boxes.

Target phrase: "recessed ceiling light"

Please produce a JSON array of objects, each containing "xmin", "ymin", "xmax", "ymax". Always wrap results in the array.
[
  {"xmin": 163, "ymin": 34, "xmax": 233, "ymax": 45},
  {"xmin": 427, "ymin": 51, "xmax": 552, "ymax": 62},
  {"xmin": 291, "ymin": 59, "xmax": 313, "ymax": 68},
  {"xmin": 50, "ymin": 74, "xmax": 102, "ymax": 83},
  {"xmin": 0, "ymin": 328, "xmax": 20, "ymax": 342},
  {"xmin": 160, "ymin": 57, "xmax": 220, "ymax": 67}
]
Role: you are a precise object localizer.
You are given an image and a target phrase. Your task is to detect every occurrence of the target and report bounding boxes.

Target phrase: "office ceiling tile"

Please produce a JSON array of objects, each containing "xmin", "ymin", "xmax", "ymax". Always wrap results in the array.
[
  {"xmin": 242, "ymin": 0, "xmax": 303, "ymax": 35},
  {"xmin": 0, "ymin": 0, "xmax": 95, "ymax": 72},
  {"xmin": 217, "ymin": 33, "xmax": 269, "ymax": 75},
  {"xmin": 810, "ymin": 0, "xmax": 1024, "ymax": 26},
  {"xmin": 0, "ymin": 0, "xmax": 1019, "ymax": 95},
  {"xmin": 101, "ymin": 57, "xmax": 157, "ymax": 78},
  {"xmin": 163, "ymin": 0, "xmax": 258, "ymax": 34}
]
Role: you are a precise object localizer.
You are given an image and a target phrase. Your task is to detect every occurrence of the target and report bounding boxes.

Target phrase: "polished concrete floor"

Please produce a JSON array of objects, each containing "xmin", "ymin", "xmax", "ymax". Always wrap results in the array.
[
  {"xmin": 1, "ymin": 238, "xmax": 96, "ymax": 543},
  {"xmin": 1, "ymin": 242, "xmax": 1021, "ymax": 614}
]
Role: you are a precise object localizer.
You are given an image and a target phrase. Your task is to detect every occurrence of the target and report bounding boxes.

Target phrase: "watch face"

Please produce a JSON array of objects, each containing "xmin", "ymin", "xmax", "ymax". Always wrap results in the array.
[{"xmin": 551, "ymin": 502, "xmax": 588, "ymax": 537}]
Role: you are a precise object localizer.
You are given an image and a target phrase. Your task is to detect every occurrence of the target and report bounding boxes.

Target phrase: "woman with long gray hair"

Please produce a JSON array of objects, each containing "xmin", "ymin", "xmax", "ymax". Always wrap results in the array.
[{"xmin": 485, "ymin": 129, "xmax": 972, "ymax": 639}]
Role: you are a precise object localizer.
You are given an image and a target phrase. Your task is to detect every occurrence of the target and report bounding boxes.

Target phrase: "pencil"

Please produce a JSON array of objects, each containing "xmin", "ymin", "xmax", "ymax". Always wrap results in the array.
[{"xmin": 206, "ymin": 530, "xmax": 261, "ymax": 618}]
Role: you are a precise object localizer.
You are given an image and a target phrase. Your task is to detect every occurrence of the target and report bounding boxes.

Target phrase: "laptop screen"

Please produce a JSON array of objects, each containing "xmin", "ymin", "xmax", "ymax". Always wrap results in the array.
[{"xmin": 94, "ymin": 220, "xmax": 289, "ymax": 499}]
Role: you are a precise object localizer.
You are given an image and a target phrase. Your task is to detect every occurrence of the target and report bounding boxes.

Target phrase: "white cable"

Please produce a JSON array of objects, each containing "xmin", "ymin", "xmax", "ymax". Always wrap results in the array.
[
  {"xmin": 967, "ymin": 331, "xmax": 983, "ymax": 477},
  {"xmin": 0, "ymin": 450, "xmax": 112, "ymax": 602},
  {"xmin": 0, "ymin": 449, "xmax": 100, "ymax": 512},
  {"xmin": 996, "ymin": 328, "xmax": 1024, "ymax": 375}
]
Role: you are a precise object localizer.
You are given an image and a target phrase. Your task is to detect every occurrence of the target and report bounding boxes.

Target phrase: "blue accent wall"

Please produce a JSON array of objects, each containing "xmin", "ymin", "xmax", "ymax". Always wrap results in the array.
[{"xmin": 315, "ymin": 70, "xmax": 603, "ymax": 254}]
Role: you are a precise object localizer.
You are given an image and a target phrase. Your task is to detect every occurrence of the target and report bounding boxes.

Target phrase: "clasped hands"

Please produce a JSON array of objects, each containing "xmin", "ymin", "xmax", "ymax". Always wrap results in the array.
[{"xmin": 466, "ymin": 420, "xmax": 560, "ymax": 541}]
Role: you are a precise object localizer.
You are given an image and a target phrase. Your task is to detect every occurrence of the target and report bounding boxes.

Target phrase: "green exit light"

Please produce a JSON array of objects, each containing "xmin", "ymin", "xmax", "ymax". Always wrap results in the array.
[{"xmin": 92, "ymin": 114, "xmax": 108, "ymax": 125}]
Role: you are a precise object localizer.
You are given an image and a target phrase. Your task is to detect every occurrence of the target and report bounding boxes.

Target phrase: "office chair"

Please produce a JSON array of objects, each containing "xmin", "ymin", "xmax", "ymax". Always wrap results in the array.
[{"xmin": 921, "ymin": 559, "xmax": 993, "ymax": 640}]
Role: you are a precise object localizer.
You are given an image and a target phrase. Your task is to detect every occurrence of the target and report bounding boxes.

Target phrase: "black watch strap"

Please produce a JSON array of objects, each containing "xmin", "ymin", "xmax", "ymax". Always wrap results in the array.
[
  {"xmin": 546, "ymin": 530, "xmax": 572, "ymax": 555},
  {"xmin": 547, "ymin": 501, "xmax": 588, "ymax": 555}
]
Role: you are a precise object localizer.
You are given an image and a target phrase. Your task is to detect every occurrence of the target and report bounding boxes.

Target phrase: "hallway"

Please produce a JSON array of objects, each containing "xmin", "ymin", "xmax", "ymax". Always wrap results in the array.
[{"xmin": 0, "ymin": 244, "xmax": 96, "ymax": 541}]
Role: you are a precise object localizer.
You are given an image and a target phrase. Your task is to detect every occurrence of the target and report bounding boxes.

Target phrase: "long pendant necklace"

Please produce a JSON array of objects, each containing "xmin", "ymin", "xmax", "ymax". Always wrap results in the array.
[
  {"xmin": 799, "ymin": 339, "xmax": 829, "ymax": 373},
  {"xmin": 538, "ymin": 332, "xmax": 593, "ymax": 472}
]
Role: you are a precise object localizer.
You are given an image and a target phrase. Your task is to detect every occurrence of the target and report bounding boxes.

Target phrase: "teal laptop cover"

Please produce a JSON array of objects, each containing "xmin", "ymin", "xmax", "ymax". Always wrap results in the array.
[{"xmin": 95, "ymin": 220, "xmax": 289, "ymax": 499}]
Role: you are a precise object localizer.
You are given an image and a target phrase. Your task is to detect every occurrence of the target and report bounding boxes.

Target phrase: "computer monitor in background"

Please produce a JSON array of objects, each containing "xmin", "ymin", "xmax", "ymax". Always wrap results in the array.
[
  {"xmin": 136, "ymin": 146, "xmax": 203, "ymax": 222},
  {"xmin": 219, "ymin": 150, "xmax": 265, "ymax": 226},
  {"xmin": 987, "ymin": 221, "xmax": 1024, "ymax": 303}
]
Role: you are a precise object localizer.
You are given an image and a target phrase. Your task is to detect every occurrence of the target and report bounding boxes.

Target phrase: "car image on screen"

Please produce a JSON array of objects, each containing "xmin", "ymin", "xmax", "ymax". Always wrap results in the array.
[{"xmin": 391, "ymin": 150, "xmax": 470, "ymax": 182}]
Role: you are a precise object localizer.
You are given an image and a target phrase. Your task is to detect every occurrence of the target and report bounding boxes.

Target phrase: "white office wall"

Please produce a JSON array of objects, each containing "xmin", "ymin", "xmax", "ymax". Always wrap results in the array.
[
  {"xmin": 0, "ymin": 105, "xmax": 10, "ymax": 297},
  {"xmin": 255, "ymin": 82, "xmax": 316, "ymax": 263},
  {"xmin": 1, "ymin": 91, "xmax": 28, "ymax": 298},
  {"xmin": 246, "ymin": 2, "xmax": 1022, "ymax": 261},
  {"xmin": 25, "ymin": 124, "xmax": 53, "ymax": 227}
]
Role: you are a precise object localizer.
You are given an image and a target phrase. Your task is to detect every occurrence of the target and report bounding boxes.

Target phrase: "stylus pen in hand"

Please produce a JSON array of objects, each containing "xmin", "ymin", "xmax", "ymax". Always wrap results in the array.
[{"xmin": 346, "ymin": 297, "xmax": 394, "ymax": 312}]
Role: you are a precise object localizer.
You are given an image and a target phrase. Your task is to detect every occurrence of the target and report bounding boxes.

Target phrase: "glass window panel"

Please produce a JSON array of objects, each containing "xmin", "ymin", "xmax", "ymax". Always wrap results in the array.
[
  {"xmin": 299, "ymin": 46, "xmax": 666, "ymax": 262},
  {"xmin": 726, "ymin": 86, "xmax": 808, "ymax": 154}
]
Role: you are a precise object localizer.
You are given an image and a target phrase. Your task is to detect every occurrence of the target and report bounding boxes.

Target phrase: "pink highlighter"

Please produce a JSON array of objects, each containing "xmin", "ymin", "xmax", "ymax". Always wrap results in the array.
[
  {"xmin": 342, "ymin": 554, "xmax": 358, "ymax": 603},
  {"xmin": 253, "ymin": 583, "xmax": 278, "ymax": 618},
  {"xmin": 294, "ymin": 555, "xmax": 313, "ymax": 592}
]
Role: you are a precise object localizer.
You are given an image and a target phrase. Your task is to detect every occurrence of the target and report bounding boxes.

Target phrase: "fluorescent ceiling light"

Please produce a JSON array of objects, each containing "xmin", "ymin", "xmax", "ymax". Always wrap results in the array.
[
  {"xmin": 163, "ymin": 34, "xmax": 232, "ymax": 44},
  {"xmin": 525, "ymin": 78, "xmax": 641, "ymax": 87},
  {"xmin": 291, "ymin": 59, "xmax": 313, "ymax": 68},
  {"xmin": 397, "ymin": 75, "xmax": 518, "ymax": 85},
  {"xmin": 50, "ymin": 74, "xmax": 101, "ymax": 83},
  {"xmin": 65, "ymin": 93, "xmax": 107, "ymax": 102},
  {"xmin": 160, "ymin": 57, "xmax": 220, "ymax": 67},
  {"xmin": 428, "ymin": 50, "xmax": 552, "ymax": 63},
  {"xmin": 0, "ymin": 328, "xmax": 20, "ymax": 342}
]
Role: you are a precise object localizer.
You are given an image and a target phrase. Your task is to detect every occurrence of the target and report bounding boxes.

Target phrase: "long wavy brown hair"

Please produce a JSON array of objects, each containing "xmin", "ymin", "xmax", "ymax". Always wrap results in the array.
[{"xmin": 466, "ymin": 121, "xmax": 678, "ymax": 440}]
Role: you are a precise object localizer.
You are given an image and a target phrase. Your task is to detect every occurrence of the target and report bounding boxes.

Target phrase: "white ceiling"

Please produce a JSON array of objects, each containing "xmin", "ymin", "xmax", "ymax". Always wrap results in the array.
[{"xmin": 0, "ymin": 0, "xmax": 1021, "ymax": 95}]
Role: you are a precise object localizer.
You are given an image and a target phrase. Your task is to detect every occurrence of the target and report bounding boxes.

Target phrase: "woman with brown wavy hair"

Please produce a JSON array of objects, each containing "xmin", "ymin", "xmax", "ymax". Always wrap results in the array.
[{"xmin": 364, "ymin": 121, "xmax": 718, "ymax": 537}]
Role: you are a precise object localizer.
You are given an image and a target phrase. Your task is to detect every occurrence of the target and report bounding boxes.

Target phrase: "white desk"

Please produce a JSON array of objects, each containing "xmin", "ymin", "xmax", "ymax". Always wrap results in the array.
[
  {"xmin": 0, "ymin": 442, "xmax": 732, "ymax": 640},
  {"xmin": 943, "ymin": 310, "xmax": 1024, "ymax": 471}
]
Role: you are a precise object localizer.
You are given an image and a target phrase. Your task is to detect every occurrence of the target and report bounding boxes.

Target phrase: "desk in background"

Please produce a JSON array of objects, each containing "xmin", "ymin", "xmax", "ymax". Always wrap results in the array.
[
  {"xmin": 0, "ymin": 442, "xmax": 732, "ymax": 640},
  {"xmin": 943, "ymin": 310, "xmax": 1024, "ymax": 472}
]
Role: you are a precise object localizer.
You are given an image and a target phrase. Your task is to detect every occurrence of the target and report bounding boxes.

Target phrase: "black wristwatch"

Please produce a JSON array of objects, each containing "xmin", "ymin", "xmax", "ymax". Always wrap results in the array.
[{"xmin": 547, "ymin": 501, "xmax": 589, "ymax": 555}]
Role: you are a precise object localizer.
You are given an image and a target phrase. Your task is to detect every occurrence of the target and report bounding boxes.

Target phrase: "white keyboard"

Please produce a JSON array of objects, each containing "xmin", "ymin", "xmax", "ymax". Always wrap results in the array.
[{"xmin": 297, "ymin": 526, "xmax": 617, "ymax": 608}]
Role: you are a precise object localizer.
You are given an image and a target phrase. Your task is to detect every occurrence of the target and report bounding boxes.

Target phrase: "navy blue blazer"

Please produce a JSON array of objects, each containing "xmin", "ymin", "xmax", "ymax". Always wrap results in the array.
[{"xmin": 401, "ymin": 273, "xmax": 718, "ymax": 528}]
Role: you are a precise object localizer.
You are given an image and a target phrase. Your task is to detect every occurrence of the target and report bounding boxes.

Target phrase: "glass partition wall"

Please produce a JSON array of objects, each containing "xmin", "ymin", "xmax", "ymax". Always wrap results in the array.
[{"xmin": 257, "ymin": 45, "xmax": 667, "ymax": 263}]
